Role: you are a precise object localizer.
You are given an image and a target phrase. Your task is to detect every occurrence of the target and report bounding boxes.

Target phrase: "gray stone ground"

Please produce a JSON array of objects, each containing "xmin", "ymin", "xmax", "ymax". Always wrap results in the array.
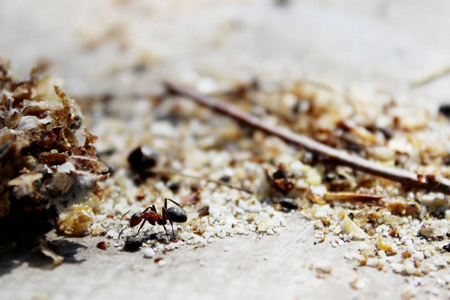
[{"xmin": 1, "ymin": 1, "xmax": 450, "ymax": 299}]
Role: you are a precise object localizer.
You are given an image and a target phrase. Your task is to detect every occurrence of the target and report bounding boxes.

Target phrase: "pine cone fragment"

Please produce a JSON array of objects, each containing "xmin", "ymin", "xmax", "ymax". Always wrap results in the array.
[{"xmin": 0, "ymin": 59, "xmax": 108, "ymax": 222}]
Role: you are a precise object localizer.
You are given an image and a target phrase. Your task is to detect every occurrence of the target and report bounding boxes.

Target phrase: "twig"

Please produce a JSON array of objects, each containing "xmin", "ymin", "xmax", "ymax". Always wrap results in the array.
[
  {"xmin": 165, "ymin": 81, "xmax": 450, "ymax": 195},
  {"xmin": 411, "ymin": 65, "xmax": 450, "ymax": 87},
  {"xmin": 323, "ymin": 192, "xmax": 384, "ymax": 203}
]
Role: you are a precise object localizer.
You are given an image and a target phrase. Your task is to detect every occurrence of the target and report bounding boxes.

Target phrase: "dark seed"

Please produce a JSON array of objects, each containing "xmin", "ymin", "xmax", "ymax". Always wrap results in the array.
[
  {"xmin": 443, "ymin": 243, "xmax": 450, "ymax": 252},
  {"xmin": 219, "ymin": 175, "xmax": 231, "ymax": 183},
  {"xmin": 96, "ymin": 241, "xmax": 108, "ymax": 250},
  {"xmin": 128, "ymin": 146, "xmax": 159, "ymax": 174},
  {"xmin": 123, "ymin": 237, "xmax": 143, "ymax": 252},
  {"xmin": 438, "ymin": 104, "xmax": 450, "ymax": 118},
  {"xmin": 279, "ymin": 198, "xmax": 299, "ymax": 210},
  {"xmin": 168, "ymin": 181, "xmax": 180, "ymax": 192}
]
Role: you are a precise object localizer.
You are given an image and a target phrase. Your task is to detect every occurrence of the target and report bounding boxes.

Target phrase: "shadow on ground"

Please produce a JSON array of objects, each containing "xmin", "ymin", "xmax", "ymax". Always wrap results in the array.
[{"xmin": 0, "ymin": 212, "xmax": 87, "ymax": 277}]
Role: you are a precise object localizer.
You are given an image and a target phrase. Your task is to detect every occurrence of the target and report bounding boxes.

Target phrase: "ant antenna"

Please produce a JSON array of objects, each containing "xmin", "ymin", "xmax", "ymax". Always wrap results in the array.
[
  {"xmin": 120, "ymin": 209, "xmax": 131, "ymax": 221},
  {"xmin": 117, "ymin": 210, "xmax": 132, "ymax": 241}
]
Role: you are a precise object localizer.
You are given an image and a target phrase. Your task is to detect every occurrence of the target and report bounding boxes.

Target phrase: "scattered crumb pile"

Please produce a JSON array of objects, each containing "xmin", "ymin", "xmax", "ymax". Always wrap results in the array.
[
  {"xmin": 0, "ymin": 59, "xmax": 107, "ymax": 235},
  {"xmin": 87, "ymin": 78, "xmax": 449, "ymax": 287},
  {"xmin": 3, "ymin": 56, "xmax": 449, "ymax": 291}
]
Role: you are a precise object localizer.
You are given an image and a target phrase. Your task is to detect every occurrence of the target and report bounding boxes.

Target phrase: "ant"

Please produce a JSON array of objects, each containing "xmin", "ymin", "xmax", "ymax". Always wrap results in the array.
[{"xmin": 118, "ymin": 198, "xmax": 187, "ymax": 242}]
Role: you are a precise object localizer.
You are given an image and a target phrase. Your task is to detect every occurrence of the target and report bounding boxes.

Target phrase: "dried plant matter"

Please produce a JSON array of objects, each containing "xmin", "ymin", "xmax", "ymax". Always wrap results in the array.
[
  {"xmin": 165, "ymin": 81, "xmax": 450, "ymax": 195},
  {"xmin": 0, "ymin": 59, "xmax": 107, "ymax": 220}
]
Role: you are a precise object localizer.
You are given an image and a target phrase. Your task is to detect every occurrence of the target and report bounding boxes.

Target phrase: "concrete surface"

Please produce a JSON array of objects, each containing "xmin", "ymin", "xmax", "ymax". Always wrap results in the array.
[
  {"xmin": 3, "ymin": 216, "xmax": 446, "ymax": 300},
  {"xmin": 1, "ymin": 1, "xmax": 450, "ymax": 299}
]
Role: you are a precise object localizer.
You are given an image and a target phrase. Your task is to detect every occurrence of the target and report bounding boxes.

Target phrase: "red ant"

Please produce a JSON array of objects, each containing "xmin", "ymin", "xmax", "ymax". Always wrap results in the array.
[{"xmin": 118, "ymin": 198, "xmax": 187, "ymax": 242}]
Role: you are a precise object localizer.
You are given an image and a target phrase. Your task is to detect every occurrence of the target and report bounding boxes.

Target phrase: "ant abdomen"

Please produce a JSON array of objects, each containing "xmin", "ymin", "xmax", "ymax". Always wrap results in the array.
[{"xmin": 167, "ymin": 206, "xmax": 188, "ymax": 223}]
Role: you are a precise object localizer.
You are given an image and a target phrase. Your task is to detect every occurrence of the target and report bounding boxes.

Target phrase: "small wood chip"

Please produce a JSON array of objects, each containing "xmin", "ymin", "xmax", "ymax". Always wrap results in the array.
[{"xmin": 323, "ymin": 192, "xmax": 384, "ymax": 203}]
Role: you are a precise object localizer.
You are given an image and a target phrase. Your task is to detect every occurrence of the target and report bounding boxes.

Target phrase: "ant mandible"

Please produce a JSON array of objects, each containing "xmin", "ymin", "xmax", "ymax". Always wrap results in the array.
[{"xmin": 118, "ymin": 198, "xmax": 187, "ymax": 242}]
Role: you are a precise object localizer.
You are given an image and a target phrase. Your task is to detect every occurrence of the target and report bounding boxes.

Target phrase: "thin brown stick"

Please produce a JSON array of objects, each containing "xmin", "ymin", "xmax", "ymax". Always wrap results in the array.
[
  {"xmin": 323, "ymin": 192, "xmax": 384, "ymax": 203},
  {"xmin": 165, "ymin": 81, "xmax": 450, "ymax": 195},
  {"xmin": 411, "ymin": 65, "xmax": 450, "ymax": 87}
]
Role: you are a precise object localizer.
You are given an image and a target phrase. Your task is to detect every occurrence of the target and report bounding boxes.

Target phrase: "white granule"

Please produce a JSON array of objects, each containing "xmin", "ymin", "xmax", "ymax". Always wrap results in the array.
[
  {"xmin": 413, "ymin": 251, "xmax": 424, "ymax": 261},
  {"xmin": 157, "ymin": 259, "xmax": 167, "ymax": 267},
  {"xmin": 289, "ymin": 160, "xmax": 306, "ymax": 176},
  {"xmin": 404, "ymin": 261, "xmax": 415, "ymax": 275},
  {"xmin": 57, "ymin": 162, "xmax": 76, "ymax": 173},
  {"xmin": 310, "ymin": 185, "xmax": 327, "ymax": 195},
  {"xmin": 106, "ymin": 230, "xmax": 119, "ymax": 239},
  {"xmin": 351, "ymin": 278, "xmax": 368, "ymax": 290},
  {"xmin": 143, "ymin": 248, "xmax": 155, "ymax": 258},
  {"xmin": 255, "ymin": 213, "xmax": 275, "ymax": 232}
]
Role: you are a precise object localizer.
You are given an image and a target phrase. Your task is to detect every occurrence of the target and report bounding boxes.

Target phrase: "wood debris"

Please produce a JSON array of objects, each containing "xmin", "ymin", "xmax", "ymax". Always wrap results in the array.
[{"xmin": 0, "ymin": 58, "xmax": 107, "ymax": 231}]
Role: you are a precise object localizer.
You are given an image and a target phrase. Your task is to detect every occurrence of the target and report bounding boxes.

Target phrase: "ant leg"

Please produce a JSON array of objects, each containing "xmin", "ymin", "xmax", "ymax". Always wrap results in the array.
[
  {"xmin": 120, "ymin": 209, "xmax": 131, "ymax": 221},
  {"xmin": 142, "ymin": 206, "xmax": 153, "ymax": 214},
  {"xmin": 169, "ymin": 219, "xmax": 175, "ymax": 241},
  {"xmin": 162, "ymin": 224, "xmax": 170, "ymax": 242},
  {"xmin": 162, "ymin": 207, "xmax": 175, "ymax": 241},
  {"xmin": 157, "ymin": 207, "xmax": 171, "ymax": 242},
  {"xmin": 131, "ymin": 205, "xmax": 154, "ymax": 237},
  {"xmin": 117, "ymin": 226, "xmax": 127, "ymax": 241},
  {"xmin": 165, "ymin": 198, "xmax": 182, "ymax": 208},
  {"xmin": 134, "ymin": 220, "xmax": 146, "ymax": 237}
]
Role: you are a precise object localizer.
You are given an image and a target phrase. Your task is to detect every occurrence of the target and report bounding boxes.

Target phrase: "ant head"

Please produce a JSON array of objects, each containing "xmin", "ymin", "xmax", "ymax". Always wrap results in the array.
[
  {"xmin": 167, "ymin": 206, "xmax": 187, "ymax": 223},
  {"xmin": 129, "ymin": 212, "xmax": 143, "ymax": 227}
]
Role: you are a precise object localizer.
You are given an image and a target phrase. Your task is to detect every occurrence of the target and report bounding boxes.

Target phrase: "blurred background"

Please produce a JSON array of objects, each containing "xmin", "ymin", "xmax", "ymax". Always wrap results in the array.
[
  {"xmin": 2, "ymin": 2, "xmax": 450, "ymax": 299},
  {"xmin": 1, "ymin": 0, "xmax": 450, "ymax": 104}
]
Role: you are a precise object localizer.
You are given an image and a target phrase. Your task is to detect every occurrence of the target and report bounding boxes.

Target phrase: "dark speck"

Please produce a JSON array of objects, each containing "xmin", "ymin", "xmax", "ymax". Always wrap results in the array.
[
  {"xmin": 219, "ymin": 175, "xmax": 231, "ymax": 183},
  {"xmin": 198, "ymin": 206, "xmax": 210, "ymax": 217},
  {"xmin": 378, "ymin": 127, "xmax": 393, "ymax": 140},
  {"xmin": 96, "ymin": 241, "xmax": 108, "ymax": 250},
  {"xmin": 301, "ymin": 152, "xmax": 317, "ymax": 165},
  {"xmin": 323, "ymin": 172, "xmax": 336, "ymax": 182},
  {"xmin": 168, "ymin": 181, "xmax": 180, "ymax": 192},
  {"xmin": 190, "ymin": 183, "xmax": 201, "ymax": 192},
  {"xmin": 279, "ymin": 198, "xmax": 299, "ymax": 210},
  {"xmin": 128, "ymin": 146, "xmax": 159, "ymax": 175},
  {"xmin": 439, "ymin": 104, "xmax": 450, "ymax": 118},
  {"xmin": 444, "ymin": 157, "xmax": 450, "ymax": 165},
  {"xmin": 123, "ymin": 237, "xmax": 143, "ymax": 252},
  {"xmin": 106, "ymin": 164, "xmax": 116, "ymax": 176}
]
